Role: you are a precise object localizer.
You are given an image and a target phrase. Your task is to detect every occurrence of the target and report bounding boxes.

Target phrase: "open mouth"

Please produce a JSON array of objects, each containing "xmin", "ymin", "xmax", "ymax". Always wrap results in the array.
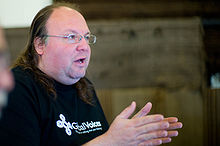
[{"xmin": 75, "ymin": 58, "xmax": 86, "ymax": 64}]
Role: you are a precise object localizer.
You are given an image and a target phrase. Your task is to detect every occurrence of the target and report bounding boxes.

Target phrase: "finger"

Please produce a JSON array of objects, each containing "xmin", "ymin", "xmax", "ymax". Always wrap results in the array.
[
  {"xmin": 118, "ymin": 101, "xmax": 136, "ymax": 119},
  {"xmin": 160, "ymin": 137, "xmax": 172, "ymax": 144},
  {"xmin": 133, "ymin": 114, "xmax": 164, "ymax": 127},
  {"xmin": 136, "ymin": 121, "xmax": 169, "ymax": 134},
  {"xmin": 139, "ymin": 139, "xmax": 162, "ymax": 146},
  {"xmin": 132, "ymin": 102, "xmax": 152, "ymax": 119},
  {"xmin": 139, "ymin": 137, "xmax": 172, "ymax": 146},
  {"xmin": 167, "ymin": 122, "xmax": 183, "ymax": 130},
  {"xmin": 163, "ymin": 117, "xmax": 178, "ymax": 123},
  {"xmin": 137, "ymin": 130, "xmax": 168, "ymax": 142},
  {"xmin": 167, "ymin": 130, "xmax": 178, "ymax": 137}
]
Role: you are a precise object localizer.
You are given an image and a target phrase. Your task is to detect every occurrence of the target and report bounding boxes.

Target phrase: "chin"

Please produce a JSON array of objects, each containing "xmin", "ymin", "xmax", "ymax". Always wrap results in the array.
[
  {"xmin": 68, "ymin": 68, "xmax": 86, "ymax": 81},
  {"xmin": 78, "ymin": 69, "xmax": 86, "ymax": 77},
  {"xmin": 72, "ymin": 73, "xmax": 86, "ymax": 80}
]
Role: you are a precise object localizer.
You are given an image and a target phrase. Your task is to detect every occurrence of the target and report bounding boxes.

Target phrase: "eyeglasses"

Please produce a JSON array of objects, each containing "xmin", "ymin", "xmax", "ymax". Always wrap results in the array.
[{"xmin": 44, "ymin": 33, "xmax": 96, "ymax": 44}]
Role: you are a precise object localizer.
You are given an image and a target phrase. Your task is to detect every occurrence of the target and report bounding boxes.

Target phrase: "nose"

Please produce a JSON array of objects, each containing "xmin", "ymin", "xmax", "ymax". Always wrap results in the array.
[{"xmin": 76, "ymin": 37, "xmax": 90, "ymax": 52}]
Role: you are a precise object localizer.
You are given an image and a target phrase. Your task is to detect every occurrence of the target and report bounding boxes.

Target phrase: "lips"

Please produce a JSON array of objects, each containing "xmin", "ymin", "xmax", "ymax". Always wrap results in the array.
[{"xmin": 74, "ymin": 57, "xmax": 86, "ymax": 64}]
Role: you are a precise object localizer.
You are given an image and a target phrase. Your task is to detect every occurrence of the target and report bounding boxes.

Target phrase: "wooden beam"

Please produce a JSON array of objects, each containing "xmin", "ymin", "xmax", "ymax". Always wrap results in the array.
[{"xmin": 54, "ymin": 1, "xmax": 220, "ymax": 19}]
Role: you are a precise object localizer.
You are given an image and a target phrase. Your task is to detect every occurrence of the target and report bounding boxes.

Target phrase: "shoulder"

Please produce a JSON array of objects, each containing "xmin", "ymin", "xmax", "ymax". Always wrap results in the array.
[
  {"xmin": 6, "ymin": 66, "xmax": 49, "ymax": 120},
  {"xmin": 10, "ymin": 66, "xmax": 45, "ymax": 98},
  {"xmin": 11, "ymin": 66, "xmax": 44, "ymax": 89},
  {"xmin": 12, "ymin": 66, "xmax": 35, "ymax": 83}
]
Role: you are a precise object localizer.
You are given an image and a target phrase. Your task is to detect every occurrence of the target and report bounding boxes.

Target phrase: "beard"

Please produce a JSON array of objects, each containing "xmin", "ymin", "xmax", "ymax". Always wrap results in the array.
[{"xmin": 0, "ymin": 90, "xmax": 8, "ymax": 118}]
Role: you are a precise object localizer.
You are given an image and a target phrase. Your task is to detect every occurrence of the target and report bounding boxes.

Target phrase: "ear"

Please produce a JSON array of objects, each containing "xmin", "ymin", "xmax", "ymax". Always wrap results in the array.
[{"xmin": 34, "ymin": 37, "xmax": 45, "ymax": 55}]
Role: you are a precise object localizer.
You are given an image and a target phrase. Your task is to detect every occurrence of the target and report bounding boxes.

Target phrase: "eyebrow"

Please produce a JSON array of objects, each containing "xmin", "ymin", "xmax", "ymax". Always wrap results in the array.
[{"xmin": 64, "ymin": 29, "xmax": 90, "ymax": 35}]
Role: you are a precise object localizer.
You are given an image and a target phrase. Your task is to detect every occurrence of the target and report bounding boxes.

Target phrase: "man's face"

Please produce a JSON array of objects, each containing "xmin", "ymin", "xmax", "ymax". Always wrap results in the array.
[
  {"xmin": 0, "ymin": 27, "xmax": 13, "ymax": 91},
  {"xmin": 37, "ymin": 7, "xmax": 91, "ymax": 85},
  {"xmin": 0, "ymin": 27, "xmax": 14, "ymax": 114}
]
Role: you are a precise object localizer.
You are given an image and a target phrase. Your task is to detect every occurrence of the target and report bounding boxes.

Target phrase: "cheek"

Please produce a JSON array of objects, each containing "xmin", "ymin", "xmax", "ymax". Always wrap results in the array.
[
  {"xmin": 54, "ymin": 52, "xmax": 72, "ymax": 67},
  {"xmin": 45, "ymin": 44, "xmax": 72, "ymax": 68},
  {"xmin": 88, "ymin": 53, "xmax": 91, "ymax": 65},
  {"xmin": 87, "ymin": 47, "xmax": 91, "ymax": 61}
]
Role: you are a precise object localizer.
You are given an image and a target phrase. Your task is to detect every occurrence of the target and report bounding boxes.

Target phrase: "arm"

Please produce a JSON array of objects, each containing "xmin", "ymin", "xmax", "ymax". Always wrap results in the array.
[{"xmin": 83, "ymin": 102, "xmax": 182, "ymax": 146}]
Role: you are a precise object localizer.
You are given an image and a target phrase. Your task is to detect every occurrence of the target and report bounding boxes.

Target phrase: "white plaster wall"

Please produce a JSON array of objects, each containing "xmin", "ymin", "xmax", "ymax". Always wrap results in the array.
[{"xmin": 0, "ymin": 0, "xmax": 52, "ymax": 28}]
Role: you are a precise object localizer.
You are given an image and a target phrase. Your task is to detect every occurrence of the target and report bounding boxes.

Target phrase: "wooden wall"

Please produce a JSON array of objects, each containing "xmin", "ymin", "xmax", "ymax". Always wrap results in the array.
[
  {"xmin": 87, "ymin": 18, "xmax": 205, "ymax": 146},
  {"xmin": 54, "ymin": 0, "xmax": 220, "ymax": 19},
  {"xmin": 206, "ymin": 89, "xmax": 220, "ymax": 146},
  {"xmin": 5, "ymin": 28, "xmax": 28, "ymax": 65}
]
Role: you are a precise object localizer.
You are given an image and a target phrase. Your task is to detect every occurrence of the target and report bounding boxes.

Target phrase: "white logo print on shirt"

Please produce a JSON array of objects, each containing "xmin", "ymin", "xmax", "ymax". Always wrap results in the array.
[{"xmin": 56, "ymin": 114, "xmax": 103, "ymax": 136}]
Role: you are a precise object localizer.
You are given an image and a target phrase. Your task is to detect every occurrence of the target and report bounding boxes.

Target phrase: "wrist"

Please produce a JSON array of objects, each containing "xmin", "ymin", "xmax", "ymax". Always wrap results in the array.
[{"xmin": 82, "ymin": 132, "xmax": 114, "ymax": 146}]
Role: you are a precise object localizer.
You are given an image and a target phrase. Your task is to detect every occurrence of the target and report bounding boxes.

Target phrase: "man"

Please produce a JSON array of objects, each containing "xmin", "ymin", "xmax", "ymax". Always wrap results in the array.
[
  {"xmin": 0, "ymin": 3, "xmax": 182, "ymax": 146},
  {"xmin": 0, "ymin": 26, "xmax": 14, "ymax": 116}
]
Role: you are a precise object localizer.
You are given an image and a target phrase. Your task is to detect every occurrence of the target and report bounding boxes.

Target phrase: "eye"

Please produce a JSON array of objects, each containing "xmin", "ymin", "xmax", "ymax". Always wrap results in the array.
[
  {"xmin": 84, "ymin": 34, "xmax": 90, "ymax": 41},
  {"xmin": 67, "ymin": 34, "xmax": 77, "ymax": 40}
]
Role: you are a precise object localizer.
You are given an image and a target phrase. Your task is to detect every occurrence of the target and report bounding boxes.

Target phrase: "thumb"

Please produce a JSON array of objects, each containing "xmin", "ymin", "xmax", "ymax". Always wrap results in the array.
[{"xmin": 118, "ymin": 101, "xmax": 136, "ymax": 119}]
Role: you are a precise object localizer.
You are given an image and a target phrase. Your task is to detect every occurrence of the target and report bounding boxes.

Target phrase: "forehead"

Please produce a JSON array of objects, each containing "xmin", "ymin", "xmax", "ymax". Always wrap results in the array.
[{"xmin": 46, "ymin": 7, "xmax": 89, "ymax": 34}]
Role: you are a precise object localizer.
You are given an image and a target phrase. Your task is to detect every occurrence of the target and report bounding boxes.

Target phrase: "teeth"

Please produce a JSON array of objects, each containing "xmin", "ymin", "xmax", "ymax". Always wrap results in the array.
[{"xmin": 79, "ymin": 59, "xmax": 84, "ymax": 63}]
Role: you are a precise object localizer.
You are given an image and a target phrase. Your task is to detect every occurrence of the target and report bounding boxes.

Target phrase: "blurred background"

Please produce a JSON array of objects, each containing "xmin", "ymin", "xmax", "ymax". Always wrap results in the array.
[{"xmin": 1, "ymin": 0, "xmax": 220, "ymax": 145}]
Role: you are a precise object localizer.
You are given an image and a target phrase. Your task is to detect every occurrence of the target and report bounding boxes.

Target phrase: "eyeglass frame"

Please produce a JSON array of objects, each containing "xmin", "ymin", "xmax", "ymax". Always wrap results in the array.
[{"xmin": 43, "ymin": 33, "xmax": 96, "ymax": 44}]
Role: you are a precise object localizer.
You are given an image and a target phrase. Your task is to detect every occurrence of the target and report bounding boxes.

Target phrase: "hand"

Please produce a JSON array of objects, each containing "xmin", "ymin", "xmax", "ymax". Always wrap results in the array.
[
  {"xmin": 84, "ymin": 102, "xmax": 182, "ymax": 146},
  {"xmin": 132, "ymin": 102, "xmax": 183, "ymax": 145},
  {"xmin": 103, "ymin": 102, "xmax": 172, "ymax": 146}
]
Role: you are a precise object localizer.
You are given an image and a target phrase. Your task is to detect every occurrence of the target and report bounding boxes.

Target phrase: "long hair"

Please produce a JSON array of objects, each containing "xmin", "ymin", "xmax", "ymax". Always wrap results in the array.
[{"xmin": 13, "ymin": 3, "xmax": 94, "ymax": 105}]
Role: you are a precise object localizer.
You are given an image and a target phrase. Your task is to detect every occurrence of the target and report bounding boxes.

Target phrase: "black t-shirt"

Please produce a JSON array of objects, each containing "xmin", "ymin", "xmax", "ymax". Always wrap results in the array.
[{"xmin": 0, "ymin": 67, "xmax": 109, "ymax": 146}]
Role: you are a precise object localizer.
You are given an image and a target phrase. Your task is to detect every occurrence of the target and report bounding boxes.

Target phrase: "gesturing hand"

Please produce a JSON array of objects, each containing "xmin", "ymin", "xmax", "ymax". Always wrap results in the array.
[
  {"xmin": 132, "ymin": 102, "xmax": 182, "ymax": 145},
  {"xmin": 104, "ymin": 101, "xmax": 182, "ymax": 146},
  {"xmin": 83, "ymin": 101, "xmax": 183, "ymax": 146}
]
